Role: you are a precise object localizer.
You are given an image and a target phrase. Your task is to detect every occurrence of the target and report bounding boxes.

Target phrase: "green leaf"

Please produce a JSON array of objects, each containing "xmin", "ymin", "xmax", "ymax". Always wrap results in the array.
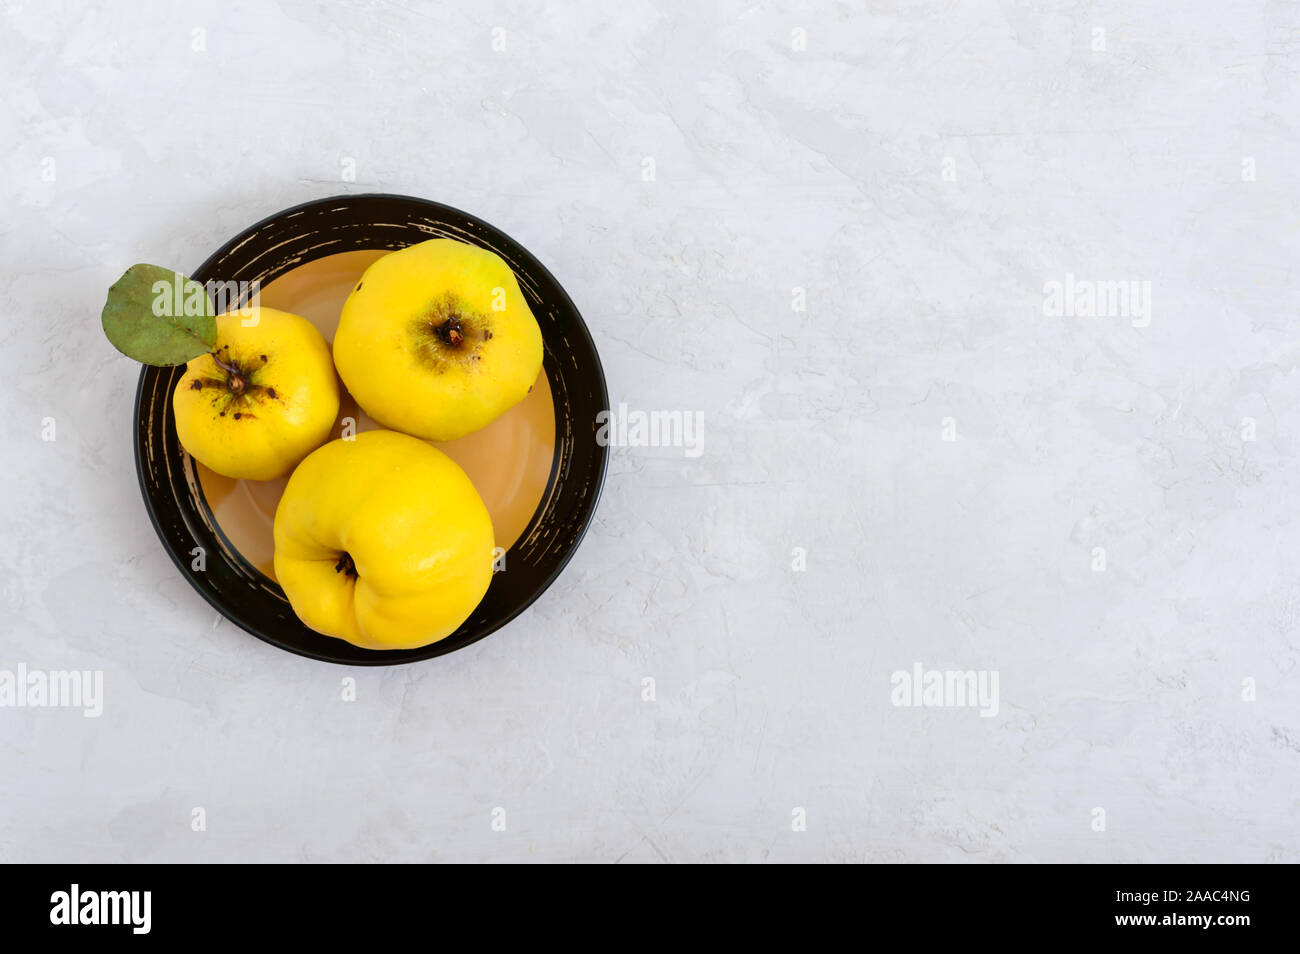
[{"xmin": 101, "ymin": 264, "xmax": 217, "ymax": 366}]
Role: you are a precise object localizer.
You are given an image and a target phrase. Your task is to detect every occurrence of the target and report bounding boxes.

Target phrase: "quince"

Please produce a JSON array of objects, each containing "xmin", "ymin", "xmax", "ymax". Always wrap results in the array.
[
  {"xmin": 332, "ymin": 239, "xmax": 543, "ymax": 441},
  {"xmin": 173, "ymin": 307, "xmax": 339, "ymax": 481},
  {"xmin": 272, "ymin": 429, "xmax": 494, "ymax": 650}
]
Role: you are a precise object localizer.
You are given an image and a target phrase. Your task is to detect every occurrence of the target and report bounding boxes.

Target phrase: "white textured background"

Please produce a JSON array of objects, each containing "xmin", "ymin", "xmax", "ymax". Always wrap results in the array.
[{"xmin": 2, "ymin": 0, "xmax": 1298, "ymax": 863}]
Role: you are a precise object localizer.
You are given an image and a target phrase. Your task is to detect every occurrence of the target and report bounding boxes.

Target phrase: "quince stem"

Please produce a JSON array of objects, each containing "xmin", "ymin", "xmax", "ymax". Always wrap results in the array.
[{"xmin": 209, "ymin": 351, "xmax": 248, "ymax": 395}]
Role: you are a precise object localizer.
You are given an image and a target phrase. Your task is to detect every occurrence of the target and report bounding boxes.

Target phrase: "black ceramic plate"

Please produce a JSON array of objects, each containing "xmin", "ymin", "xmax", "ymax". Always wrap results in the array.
[{"xmin": 134, "ymin": 194, "xmax": 608, "ymax": 665}]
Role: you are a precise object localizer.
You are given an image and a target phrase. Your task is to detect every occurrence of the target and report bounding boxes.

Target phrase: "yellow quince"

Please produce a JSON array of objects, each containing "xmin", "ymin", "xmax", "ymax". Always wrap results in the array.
[
  {"xmin": 332, "ymin": 239, "xmax": 543, "ymax": 441},
  {"xmin": 272, "ymin": 429, "xmax": 495, "ymax": 650},
  {"xmin": 173, "ymin": 307, "xmax": 339, "ymax": 480}
]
